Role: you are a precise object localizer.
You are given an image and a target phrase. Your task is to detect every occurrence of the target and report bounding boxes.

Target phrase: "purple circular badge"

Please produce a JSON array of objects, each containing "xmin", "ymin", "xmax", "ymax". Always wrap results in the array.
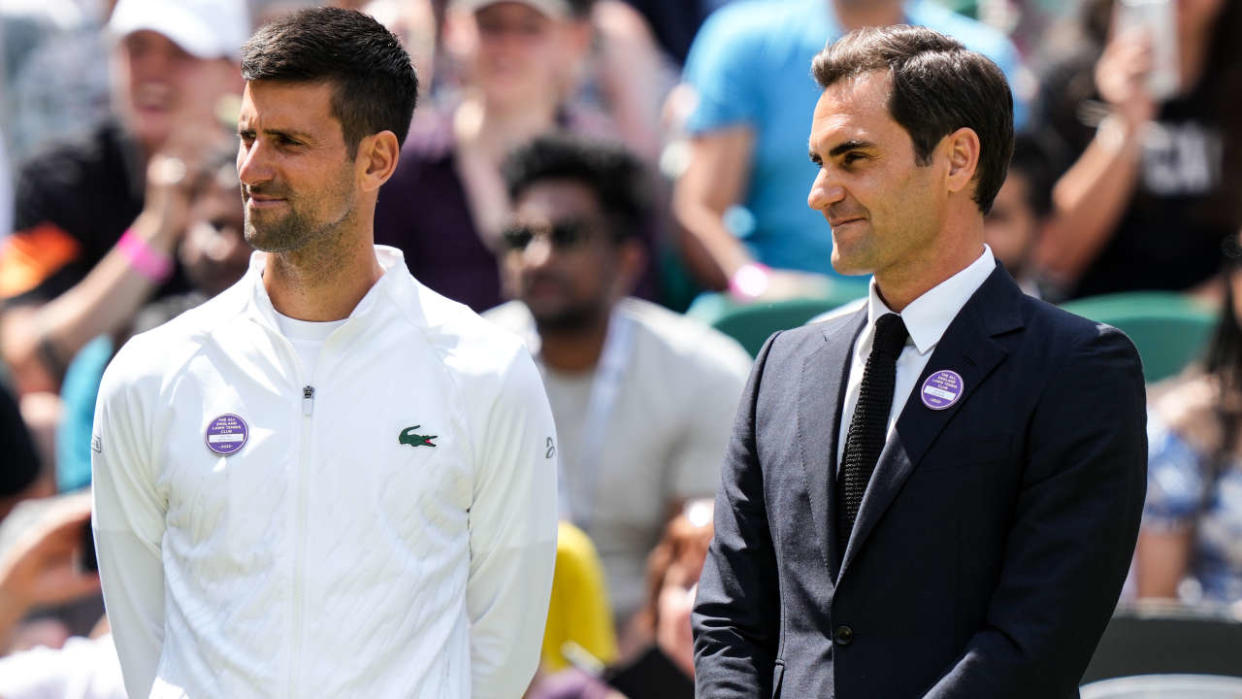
[
  {"xmin": 920, "ymin": 370, "xmax": 964, "ymax": 411},
  {"xmin": 204, "ymin": 414, "xmax": 249, "ymax": 456}
]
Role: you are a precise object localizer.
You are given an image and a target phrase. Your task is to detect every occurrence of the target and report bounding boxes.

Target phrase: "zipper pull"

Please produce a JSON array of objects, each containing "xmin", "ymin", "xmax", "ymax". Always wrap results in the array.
[{"xmin": 302, "ymin": 386, "xmax": 315, "ymax": 416}]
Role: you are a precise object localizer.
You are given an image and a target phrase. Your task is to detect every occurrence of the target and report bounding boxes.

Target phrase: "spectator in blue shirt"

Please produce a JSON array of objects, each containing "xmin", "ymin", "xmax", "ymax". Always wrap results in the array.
[{"xmin": 671, "ymin": 0, "xmax": 1026, "ymax": 301}]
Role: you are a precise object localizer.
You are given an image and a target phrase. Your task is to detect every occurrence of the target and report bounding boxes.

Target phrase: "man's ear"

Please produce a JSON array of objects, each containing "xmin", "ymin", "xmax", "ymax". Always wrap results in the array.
[
  {"xmin": 942, "ymin": 127, "xmax": 982, "ymax": 197},
  {"xmin": 357, "ymin": 130, "xmax": 400, "ymax": 192}
]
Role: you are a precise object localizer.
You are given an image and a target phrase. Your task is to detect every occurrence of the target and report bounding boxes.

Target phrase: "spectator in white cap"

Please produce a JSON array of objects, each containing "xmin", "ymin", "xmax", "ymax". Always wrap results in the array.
[{"xmin": 0, "ymin": 0, "xmax": 247, "ymax": 411}]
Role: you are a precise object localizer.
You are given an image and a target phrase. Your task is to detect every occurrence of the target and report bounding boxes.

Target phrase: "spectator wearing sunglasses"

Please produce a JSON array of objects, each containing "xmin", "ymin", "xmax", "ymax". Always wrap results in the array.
[{"xmin": 485, "ymin": 134, "xmax": 751, "ymax": 631}]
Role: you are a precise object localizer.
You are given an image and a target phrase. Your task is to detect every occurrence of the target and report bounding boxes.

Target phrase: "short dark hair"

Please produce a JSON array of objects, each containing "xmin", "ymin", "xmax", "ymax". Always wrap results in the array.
[
  {"xmin": 1007, "ymin": 132, "xmax": 1056, "ymax": 219},
  {"xmin": 502, "ymin": 133, "xmax": 650, "ymax": 241},
  {"xmin": 241, "ymin": 7, "xmax": 419, "ymax": 157},
  {"xmin": 811, "ymin": 25, "xmax": 1014, "ymax": 214}
]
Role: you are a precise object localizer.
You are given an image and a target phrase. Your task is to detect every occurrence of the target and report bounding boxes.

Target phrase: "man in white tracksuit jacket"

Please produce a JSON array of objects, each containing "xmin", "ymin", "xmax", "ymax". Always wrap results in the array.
[{"xmin": 91, "ymin": 8, "xmax": 559, "ymax": 697}]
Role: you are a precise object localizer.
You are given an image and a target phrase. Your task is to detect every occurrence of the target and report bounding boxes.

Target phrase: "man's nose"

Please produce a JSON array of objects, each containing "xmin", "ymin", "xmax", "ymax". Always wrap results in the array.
[
  {"xmin": 522, "ymin": 235, "xmax": 556, "ymax": 268},
  {"xmin": 236, "ymin": 141, "xmax": 273, "ymax": 188},
  {"xmin": 807, "ymin": 168, "xmax": 846, "ymax": 212}
]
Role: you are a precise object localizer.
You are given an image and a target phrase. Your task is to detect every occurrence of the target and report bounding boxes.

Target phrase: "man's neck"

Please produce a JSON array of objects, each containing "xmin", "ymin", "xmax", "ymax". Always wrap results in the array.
[
  {"xmin": 832, "ymin": 0, "xmax": 905, "ymax": 31},
  {"xmin": 874, "ymin": 220, "xmax": 985, "ymax": 312},
  {"xmin": 263, "ymin": 223, "xmax": 384, "ymax": 322},
  {"xmin": 537, "ymin": 313, "xmax": 611, "ymax": 374}
]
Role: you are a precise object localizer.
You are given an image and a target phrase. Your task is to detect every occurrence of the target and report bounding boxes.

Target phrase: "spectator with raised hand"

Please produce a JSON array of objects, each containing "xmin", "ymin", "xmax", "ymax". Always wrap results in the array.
[
  {"xmin": 1034, "ymin": 0, "xmax": 1242, "ymax": 299},
  {"xmin": 672, "ymin": 0, "xmax": 1026, "ymax": 302},
  {"xmin": 0, "ymin": 0, "xmax": 246, "ymax": 397},
  {"xmin": 55, "ymin": 145, "xmax": 252, "ymax": 496}
]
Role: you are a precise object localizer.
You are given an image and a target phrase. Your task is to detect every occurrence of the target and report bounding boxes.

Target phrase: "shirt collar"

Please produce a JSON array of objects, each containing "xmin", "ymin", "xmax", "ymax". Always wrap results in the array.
[{"xmin": 866, "ymin": 244, "xmax": 996, "ymax": 355}]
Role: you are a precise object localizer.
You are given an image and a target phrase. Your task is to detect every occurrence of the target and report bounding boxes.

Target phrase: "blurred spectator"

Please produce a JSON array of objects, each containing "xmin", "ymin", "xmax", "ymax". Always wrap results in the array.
[
  {"xmin": 529, "ymin": 499, "xmax": 713, "ymax": 699},
  {"xmin": 0, "ymin": 495, "xmax": 98, "ymax": 653},
  {"xmin": 485, "ymin": 134, "xmax": 750, "ymax": 625},
  {"xmin": 1, "ymin": 130, "xmax": 12, "ymax": 240},
  {"xmin": 0, "ymin": 382, "xmax": 42, "ymax": 521},
  {"xmin": 0, "ymin": 495, "xmax": 123, "ymax": 698},
  {"xmin": 1033, "ymin": 0, "xmax": 1242, "ymax": 299},
  {"xmin": 613, "ymin": 0, "xmax": 730, "ymax": 66},
  {"xmin": 0, "ymin": 0, "xmax": 246, "ymax": 396},
  {"xmin": 375, "ymin": 0, "xmax": 615, "ymax": 312},
  {"xmin": 580, "ymin": 1, "xmax": 671, "ymax": 162},
  {"xmin": 1, "ymin": 0, "xmax": 111, "ymax": 164},
  {"xmin": 1137, "ymin": 237, "xmax": 1242, "ymax": 607},
  {"xmin": 984, "ymin": 131, "xmax": 1058, "ymax": 296},
  {"xmin": 365, "ymin": 0, "xmax": 439, "ymax": 86},
  {"xmin": 672, "ymin": 0, "xmax": 1027, "ymax": 301},
  {"xmin": 55, "ymin": 147, "xmax": 250, "ymax": 495}
]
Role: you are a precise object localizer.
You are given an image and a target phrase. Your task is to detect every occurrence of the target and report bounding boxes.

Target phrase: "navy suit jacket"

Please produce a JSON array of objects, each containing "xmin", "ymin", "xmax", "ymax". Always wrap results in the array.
[{"xmin": 692, "ymin": 266, "xmax": 1147, "ymax": 698}]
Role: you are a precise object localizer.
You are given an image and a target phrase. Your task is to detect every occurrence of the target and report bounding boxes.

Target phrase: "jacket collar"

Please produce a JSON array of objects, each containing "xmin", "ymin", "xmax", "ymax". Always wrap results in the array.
[{"xmin": 240, "ymin": 245, "xmax": 418, "ymax": 335}]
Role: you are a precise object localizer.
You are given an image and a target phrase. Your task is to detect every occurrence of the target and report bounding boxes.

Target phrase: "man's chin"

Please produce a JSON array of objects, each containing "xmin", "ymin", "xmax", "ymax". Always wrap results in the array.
[
  {"xmin": 527, "ymin": 302, "xmax": 602, "ymax": 334},
  {"xmin": 243, "ymin": 213, "xmax": 301, "ymax": 253}
]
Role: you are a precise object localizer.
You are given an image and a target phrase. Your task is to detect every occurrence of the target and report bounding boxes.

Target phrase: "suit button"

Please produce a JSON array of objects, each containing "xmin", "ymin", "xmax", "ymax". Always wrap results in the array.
[{"xmin": 833, "ymin": 625, "xmax": 854, "ymax": 646}]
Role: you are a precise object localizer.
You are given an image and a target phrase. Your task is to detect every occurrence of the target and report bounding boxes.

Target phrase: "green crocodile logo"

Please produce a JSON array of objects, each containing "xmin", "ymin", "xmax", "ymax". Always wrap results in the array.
[{"xmin": 399, "ymin": 425, "xmax": 437, "ymax": 448}]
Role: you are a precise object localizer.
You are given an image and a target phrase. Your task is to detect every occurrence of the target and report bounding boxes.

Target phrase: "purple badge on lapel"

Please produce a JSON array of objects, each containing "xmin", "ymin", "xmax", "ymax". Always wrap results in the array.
[
  {"xmin": 920, "ymin": 370, "xmax": 963, "ymax": 411},
  {"xmin": 205, "ymin": 414, "xmax": 249, "ymax": 455}
]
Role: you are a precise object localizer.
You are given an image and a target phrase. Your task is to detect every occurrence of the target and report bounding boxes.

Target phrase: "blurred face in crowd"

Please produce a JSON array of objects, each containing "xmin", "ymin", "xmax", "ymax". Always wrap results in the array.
[
  {"xmin": 467, "ymin": 2, "xmax": 566, "ymax": 108},
  {"xmin": 113, "ymin": 31, "xmax": 239, "ymax": 152},
  {"xmin": 180, "ymin": 166, "xmax": 251, "ymax": 297},
  {"xmin": 503, "ymin": 179, "xmax": 638, "ymax": 332},
  {"xmin": 983, "ymin": 171, "xmax": 1041, "ymax": 277},
  {"xmin": 236, "ymin": 81, "xmax": 360, "ymax": 254},
  {"xmin": 807, "ymin": 70, "xmax": 949, "ymax": 279}
]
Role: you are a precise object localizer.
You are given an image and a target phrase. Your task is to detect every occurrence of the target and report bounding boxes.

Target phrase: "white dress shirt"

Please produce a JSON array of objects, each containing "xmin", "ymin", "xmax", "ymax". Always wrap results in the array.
[{"xmin": 836, "ymin": 245, "xmax": 997, "ymax": 468}]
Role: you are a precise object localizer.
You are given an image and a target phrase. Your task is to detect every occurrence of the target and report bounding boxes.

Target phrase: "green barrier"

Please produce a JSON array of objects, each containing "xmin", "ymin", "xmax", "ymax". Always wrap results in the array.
[
  {"xmin": 1059, "ymin": 292, "xmax": 1217, "ymax": 384},
  {"xmin": 690, "ymin": 278, "xmax": 871, "ymax": 357}
]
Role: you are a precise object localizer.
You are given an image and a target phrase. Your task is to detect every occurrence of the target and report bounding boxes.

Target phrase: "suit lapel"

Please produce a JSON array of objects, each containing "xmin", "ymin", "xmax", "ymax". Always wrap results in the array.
[
  {"xmin": 839, "ymin": 267, "xmax": 1025, "ymax": 579},
  {"xmin": 796, "ymin": 308, "xmax": 866, "ymax": 580}
]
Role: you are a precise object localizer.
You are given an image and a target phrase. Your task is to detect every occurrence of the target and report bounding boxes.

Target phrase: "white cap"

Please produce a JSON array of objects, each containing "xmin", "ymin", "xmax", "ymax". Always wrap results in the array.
[
  {"xmin": 108, "ymin": 0, "xmax": 250, "ymax": 60},
  {"xmin": 454, "ymin": 0, "xmax": 572, "ymax": 19}
]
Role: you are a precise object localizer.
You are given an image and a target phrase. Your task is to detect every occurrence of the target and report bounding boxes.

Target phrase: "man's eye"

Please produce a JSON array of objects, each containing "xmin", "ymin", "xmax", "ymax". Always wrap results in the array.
[{"xmin": 842, "ymin": 153, "xmax": 864, "ymax": 165}]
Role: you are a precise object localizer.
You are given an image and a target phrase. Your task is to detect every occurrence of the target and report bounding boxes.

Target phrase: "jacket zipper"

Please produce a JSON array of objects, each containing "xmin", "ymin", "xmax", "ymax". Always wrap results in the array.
[{"xmin": 288, "ymin": 384, "xmax": 314, "ymax": 697}]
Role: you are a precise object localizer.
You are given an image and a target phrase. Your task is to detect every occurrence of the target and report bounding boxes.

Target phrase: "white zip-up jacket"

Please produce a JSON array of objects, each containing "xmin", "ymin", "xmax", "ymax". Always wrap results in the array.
[{"xmin": 91, "ymin": 247, "xmax": 559, "ymax": 698}]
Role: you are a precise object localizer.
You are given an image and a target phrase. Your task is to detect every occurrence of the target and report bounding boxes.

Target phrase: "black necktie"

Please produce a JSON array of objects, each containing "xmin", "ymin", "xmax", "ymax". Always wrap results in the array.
[{"xmin": 836, "ymin": 313, "xmax": 908, "ymax": 561}]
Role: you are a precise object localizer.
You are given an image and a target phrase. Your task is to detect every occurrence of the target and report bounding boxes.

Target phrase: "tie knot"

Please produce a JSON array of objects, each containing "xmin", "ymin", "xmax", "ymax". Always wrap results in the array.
[{"xmin": 872, "ymin": 313, "xmax": 908, "ymax": 358}]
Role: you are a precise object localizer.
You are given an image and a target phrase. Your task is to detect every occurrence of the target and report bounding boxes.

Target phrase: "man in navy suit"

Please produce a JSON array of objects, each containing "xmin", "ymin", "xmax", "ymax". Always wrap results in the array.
[{"xmin": 692, "ymin": 26, "xmax": 1147, "ymax": 698}]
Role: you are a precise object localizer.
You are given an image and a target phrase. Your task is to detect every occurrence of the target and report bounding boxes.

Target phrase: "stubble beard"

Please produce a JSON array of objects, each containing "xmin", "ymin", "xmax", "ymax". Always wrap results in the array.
[
  {"xmin": 244, "ymin": 204, "xmax": 314, "ymax": 254},
  {"xmin": 532, "ymin": 302, "xmax": 609, "ymax": 335},
  {"xmin": 243, "ymin": 175, "xmax": 355, "ymax": 258}
]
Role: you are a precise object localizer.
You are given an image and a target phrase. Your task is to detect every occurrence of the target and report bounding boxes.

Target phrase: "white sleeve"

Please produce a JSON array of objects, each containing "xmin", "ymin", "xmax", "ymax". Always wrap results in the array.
[
  {"xmin": 671, "ymin": 349, "xmax": 751, "ymax": 501},
  {"xmin": 466, "ymin": 348, "xmax": 559, "ymax": 699},
  {"xmin": 91, "ymin": 348, "xmax": 167, "ymax": 699}
]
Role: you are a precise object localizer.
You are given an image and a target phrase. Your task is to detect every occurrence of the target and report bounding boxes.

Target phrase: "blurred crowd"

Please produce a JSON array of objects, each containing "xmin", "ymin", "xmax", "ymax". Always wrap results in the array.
[{"xmin": 1, "ymin": 0, "xmax": 1241, "ymax": 696}]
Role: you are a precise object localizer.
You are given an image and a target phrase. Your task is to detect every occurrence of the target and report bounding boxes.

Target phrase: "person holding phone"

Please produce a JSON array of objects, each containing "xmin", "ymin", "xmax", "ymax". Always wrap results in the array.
[
  {"xmin": 1032, "ymin": 0, "xmax": 1242, "ymax": 300},
  {"xmin": 0, "ymin": 0, "xmax": 248, "ymax": 398}
]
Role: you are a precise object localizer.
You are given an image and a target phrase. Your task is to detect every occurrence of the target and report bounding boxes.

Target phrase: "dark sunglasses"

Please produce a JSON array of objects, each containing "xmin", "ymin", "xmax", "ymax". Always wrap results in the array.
[{"xmin": 502, "ymin": 220, "xmax": 594, "ymax": 252}]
